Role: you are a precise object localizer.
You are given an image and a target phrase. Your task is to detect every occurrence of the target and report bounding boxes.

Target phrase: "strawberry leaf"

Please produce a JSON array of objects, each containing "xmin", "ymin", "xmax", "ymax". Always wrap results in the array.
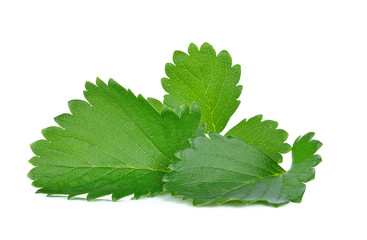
[
  {"xmin": 161, "ymin": 42, "xmax": 242, "ymax": 133},
  {"xmin": 147, "ymin": 97, "xmax": 163, "ymax": 112},
  {"xmin": 163, "ymin": 132, "xmax": 322, "ymax": 206},
  {"xmin": 225, "ymin": 115, "xmax": 291, "ymax": 163},
  {"xmin": 28, "ymin": 78, "xmax": 202, "ymax": 201}
]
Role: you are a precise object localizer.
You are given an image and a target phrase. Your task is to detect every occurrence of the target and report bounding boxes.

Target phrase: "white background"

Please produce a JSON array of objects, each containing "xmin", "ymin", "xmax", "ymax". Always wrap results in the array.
[{"xmin": 1, "ymin": 0, "xmax": 366, "ymax": 239}]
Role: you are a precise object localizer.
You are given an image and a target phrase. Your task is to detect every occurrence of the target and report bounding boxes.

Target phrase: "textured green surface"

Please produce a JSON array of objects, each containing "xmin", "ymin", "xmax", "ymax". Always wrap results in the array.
[
  {"xmin": 164, "ymin": 132, "xmax": 322, "ymax": 206},
  {"xmin": 162, "ymin": 42, "xmax": 242, "ymax": 133},
  {"xmin": 226, "ymin": 115, "xmax": 291, "ymax": 163},
  {"xmin": 28, "ymin": 78, "xmax": 202, "ymax": 201},
  {"xmin": 147, "ymin": 97, "xmax": 163, "ymax": 112}
]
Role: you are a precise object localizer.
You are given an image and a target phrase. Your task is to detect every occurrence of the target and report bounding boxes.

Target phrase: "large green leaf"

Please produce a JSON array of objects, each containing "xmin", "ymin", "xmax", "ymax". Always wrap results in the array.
[
  {"xmin": 225, "ymin": 115, "xmax": 291, "ymax": 163},
  {"xmin": 163, "ymin": 133, "xmax": 285, "ymax": 205},
  {"xmin": 28, "ymin": 78, "xmax": 202, "ymax": 201},
  {"xmin": 163, "ymin": 132, "xmax": 322, "ymax": 206},
  {"xmin": 161, "ymin": 42, "xmax": 242, "ymax": 133}
]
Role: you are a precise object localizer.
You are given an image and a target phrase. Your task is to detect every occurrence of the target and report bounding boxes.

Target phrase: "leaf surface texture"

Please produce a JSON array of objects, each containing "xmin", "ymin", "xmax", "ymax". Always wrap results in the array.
[
  {"xmin": 162, "ymin": 42, "xmax": 242, "ymax": 133},
  {"xmin": 226, "ymin": 115, "xmax": 291, "ymax": 163},
  {"xmin": 28, "ymin": 79, "xmax": 202, "ymax": 201},
  {"xmin": 164, "ymin": 132, "xmax": 322, "ymax": 206}
]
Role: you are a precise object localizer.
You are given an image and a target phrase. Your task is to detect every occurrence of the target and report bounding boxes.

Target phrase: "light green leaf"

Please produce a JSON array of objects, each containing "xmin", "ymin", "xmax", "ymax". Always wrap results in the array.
[
  {"xmin": 146, "ymin": 97, "xmax": 206, "ymax": 137},
  {"xmin": 147, "ymin": 97, "xmax": 163, "ymax": 112},
  {"xmin": 163, "ymin": 132, "xmax": 322, "ymax": 206},
  {"xmin": 28, "ymin": 78, "xmax": 202, "ymax": 201},
  {"xmin": 225, "ymin": 115, "xmax": 291, "ymax": 163},
  {"xmin": 161, "ymin": 42, "xmax": 242, "ymax": 133}
]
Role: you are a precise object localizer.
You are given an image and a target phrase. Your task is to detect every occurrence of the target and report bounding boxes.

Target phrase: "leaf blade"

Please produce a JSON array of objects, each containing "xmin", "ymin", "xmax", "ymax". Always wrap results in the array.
[
  {"xmin": 28, "ymin": 78, "xmax": 202, "ymax": 200},
  {"xmin": 225, "ymin": 115, "xmax": 291, "ymax": 163},
  {"xmin": 162, "ymin": 42, "xmax": 242, "ymax": 133},
  {"xmin": 163, "ymin": 133, "xmax": 285, "ymax": 205},
  {"xmin": 163, "ymin": 132, "xmax": 322, "ymax": 206}
]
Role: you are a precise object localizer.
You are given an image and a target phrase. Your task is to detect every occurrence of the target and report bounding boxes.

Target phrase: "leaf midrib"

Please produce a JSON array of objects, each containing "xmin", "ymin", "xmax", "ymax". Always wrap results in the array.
[
  {"xmin": 38, "ymin": 164, "xmax": 169, "ymax": 173},
  {"xmin": 33, "ymin": 145, "xmax": 169, "ymax": 173}
]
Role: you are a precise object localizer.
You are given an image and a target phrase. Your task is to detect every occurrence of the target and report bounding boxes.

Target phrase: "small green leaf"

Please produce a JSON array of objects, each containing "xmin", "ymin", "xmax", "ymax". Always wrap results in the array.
[
  {"xmin": 28, "ymin": 78, "xmax": 202, "ymax": 201},
  {"xmin": 147, "ymin": 97, "xmax": 163, "ymax": 112},
  {"xmin": 163, "ymin": 132, "xmax": 322, "ymax": 206},
  {"xmin": 225, "ymin": 115, "xmax": 291, "ymax": 163},
  {"xmin": 161, "ymin": 42, "xmax": 242, "ymax": 133},
  {"xmin": 282, "ymin": 132, "xmax": 322, "ymax": 202}
]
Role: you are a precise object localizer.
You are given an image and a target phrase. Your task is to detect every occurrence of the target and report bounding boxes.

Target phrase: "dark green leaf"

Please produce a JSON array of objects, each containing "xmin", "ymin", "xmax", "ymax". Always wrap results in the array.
[{"xmin": 163, "ymin": 132, "xmax": 322, "ymax": 206}]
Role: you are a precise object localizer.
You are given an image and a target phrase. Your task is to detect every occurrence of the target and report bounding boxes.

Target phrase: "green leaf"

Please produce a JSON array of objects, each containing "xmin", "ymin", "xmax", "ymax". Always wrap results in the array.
[
  {"xmin": 282, "ymin": 132, "xmax": 322, "ymax": 202},
  {"xmin": 146, "ymin": 97, "xmax": 207, "ymax": 137},
  {"xmin": 28, "ymin": 78, "xmax": 203, "ymax": 201},
  {"xmin": 147, "ymin": 97, "xmax": 163, "ymax": 112},
  {"xmin": 163, "ymin": 132, "xmax": 322, "ymax": 206},
  {"xmin": 163, "ymin": 133, "xmax": 286, "ymax": 205},
  {"xmin": 161, "ymin": 42, "xmax": 242, "ymax": 133},
  {"xmin": 225, "ymin": 115, "xmax": 291, "ymax": 163}
]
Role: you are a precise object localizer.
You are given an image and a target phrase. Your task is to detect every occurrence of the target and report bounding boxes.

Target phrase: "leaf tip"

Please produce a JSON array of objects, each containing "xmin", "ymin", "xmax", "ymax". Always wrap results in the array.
[
  {"xmin": 108, "ymin": 78, "xmax": 117, "ymax": 86},
  {"xmin": 200, "ymin": 42, "xmax": 214, "ymax": 50},
  {"xmin": 188, "ymin": 42, "xmax": 198, "ymax": 51}
]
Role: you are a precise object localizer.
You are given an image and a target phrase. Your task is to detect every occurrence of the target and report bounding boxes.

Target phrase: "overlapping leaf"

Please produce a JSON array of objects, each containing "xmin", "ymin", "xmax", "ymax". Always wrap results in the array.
[
  {"xmin": 147, "ymin": 97, "xmax": 163, "ymax": 112},
  {"xmin": 161, "ymin": 42, "xmax": 242, "ymax": 133},
  {"xmin": 28, "ymin": 43, "xmax": 322, "ymax": 206},
  {"xmin": 163, "ymin": 132, "xmax": 322, "ymax": 206},
  {"xmin": 226, "ymin": 115, "xmax": 291, "ymax": 163},
  {"xmin": 28, "ymin": 78, "xmax": 202, "ymax": 201}
]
